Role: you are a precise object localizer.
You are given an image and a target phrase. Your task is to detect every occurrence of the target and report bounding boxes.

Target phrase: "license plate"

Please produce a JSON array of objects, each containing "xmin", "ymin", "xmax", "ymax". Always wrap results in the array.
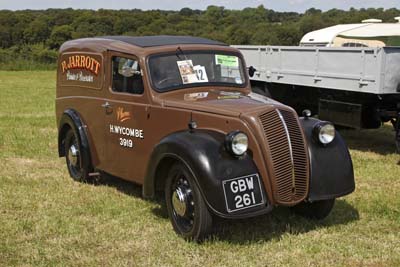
[{"xmin": 222, "ymin": 174, "xmax": 264, "ymax": 213}]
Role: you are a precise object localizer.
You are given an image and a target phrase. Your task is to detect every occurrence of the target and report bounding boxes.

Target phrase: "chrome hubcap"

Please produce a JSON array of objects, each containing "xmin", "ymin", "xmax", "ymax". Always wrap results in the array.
[
  {"xmin": 171, "ymin": 176, "xmax": 195, "ymax": 232},
  {"xmin": 172, "ymin": 187, "xmax": 187, "ymax": 217},
  {"xmin": 68, "ymin": 144, "xmax": 79, "ymax": 166}
]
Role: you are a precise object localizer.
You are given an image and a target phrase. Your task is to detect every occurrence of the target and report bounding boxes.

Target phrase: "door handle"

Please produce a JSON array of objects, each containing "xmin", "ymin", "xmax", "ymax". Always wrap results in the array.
[
  {"xmin": 102, "ymin": 102, "xmax": 113, "ymax": 114},
  {"xmin": 101, "ymin": 102, "xmax": 112, "ymax": 108}
]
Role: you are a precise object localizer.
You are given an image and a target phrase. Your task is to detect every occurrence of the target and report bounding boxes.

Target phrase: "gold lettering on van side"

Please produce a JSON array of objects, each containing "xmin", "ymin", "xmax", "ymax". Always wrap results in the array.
[{"xmin": 61, "ymin": 55, "xmax": 101, "ymax": 75}]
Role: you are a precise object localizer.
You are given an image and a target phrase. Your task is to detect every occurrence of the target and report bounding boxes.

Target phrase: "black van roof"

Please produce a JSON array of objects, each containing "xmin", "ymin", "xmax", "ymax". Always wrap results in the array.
[{"xmin": 99, "ymin": 35, "xmax": 227, "ymax": 48}]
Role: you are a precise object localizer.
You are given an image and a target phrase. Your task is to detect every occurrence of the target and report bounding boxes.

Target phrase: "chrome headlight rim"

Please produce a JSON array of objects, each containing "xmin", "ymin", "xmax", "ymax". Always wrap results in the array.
[
  {"xmin": 225, "ymin": 130, "xmax": 248, "ymax": 156},
  {"xmin": 313, "ymin": 121, "xmax": 336, "ymax": 145}
]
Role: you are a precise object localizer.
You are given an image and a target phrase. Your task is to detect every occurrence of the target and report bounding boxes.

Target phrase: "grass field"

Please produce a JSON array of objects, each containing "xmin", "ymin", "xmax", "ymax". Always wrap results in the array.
[{"xmin": 0, "ymin": 71, "xmax": 399, "ymax": 267}]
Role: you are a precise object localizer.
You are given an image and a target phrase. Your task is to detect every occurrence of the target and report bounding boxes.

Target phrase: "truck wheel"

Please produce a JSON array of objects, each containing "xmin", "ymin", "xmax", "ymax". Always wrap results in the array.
[
  {"xmin": 165, "ymin": 162, "xmax": 212, "ymax": 241},
  {"xmin": 64, "ymin": 129, "xmax": 91, "ymax": 182},
  {"xmin": 291, "ymin": 199, "xmax": 335, "ymax": 220}
]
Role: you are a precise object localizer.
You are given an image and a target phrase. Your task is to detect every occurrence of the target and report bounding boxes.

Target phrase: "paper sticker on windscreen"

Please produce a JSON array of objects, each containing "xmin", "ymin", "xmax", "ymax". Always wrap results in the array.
[
  {"xmin": 215, "ymin": 55, "xmax": 239, "ymax": 67},
  {"xmin": 177, "ymin": 60, "xmax": 199, "ymax": 84}
]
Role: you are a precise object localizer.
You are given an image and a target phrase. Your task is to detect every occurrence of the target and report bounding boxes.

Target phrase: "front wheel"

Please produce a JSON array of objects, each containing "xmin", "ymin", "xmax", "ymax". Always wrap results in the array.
[
  {"xmin": 291, "ymin": 199, "xmax": 335, "ymax": 220},
  {"xmin": 165, "ymin": 162, "xmax": 212, "ymax": 241}
]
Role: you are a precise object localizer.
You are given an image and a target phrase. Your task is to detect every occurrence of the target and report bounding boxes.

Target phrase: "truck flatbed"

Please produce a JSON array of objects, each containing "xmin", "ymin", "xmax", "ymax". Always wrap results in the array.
[
  {"xmin": 235, "ymin": 45, "xmax": 400, "ymax": 151},
  {"xmin": 234, "ymin": 45, "xmax": 400, "ymax": 95}
]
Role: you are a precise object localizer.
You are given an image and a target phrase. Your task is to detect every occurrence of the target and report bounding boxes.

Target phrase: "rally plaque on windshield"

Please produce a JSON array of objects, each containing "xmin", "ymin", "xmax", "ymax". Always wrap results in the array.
[{"xmin": 177, "ymin": 60, "xmax": 208, "ymax": 84}]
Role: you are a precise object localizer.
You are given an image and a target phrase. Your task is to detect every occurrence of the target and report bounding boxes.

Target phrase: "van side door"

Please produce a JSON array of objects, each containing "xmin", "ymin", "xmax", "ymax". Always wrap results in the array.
[{"xmin": 101, "ymin": 53, "xmax": 149, "ymax": 182}]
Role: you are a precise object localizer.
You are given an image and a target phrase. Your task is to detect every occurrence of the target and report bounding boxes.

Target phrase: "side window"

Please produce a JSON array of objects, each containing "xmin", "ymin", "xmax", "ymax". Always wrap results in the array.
[
  {"xmin": 342, "ymin": 42, "xmax": 368, "ymax": 48},
  {"xmin": 112, "ymin": 56, "xmax": 144, "ymax": 94}
]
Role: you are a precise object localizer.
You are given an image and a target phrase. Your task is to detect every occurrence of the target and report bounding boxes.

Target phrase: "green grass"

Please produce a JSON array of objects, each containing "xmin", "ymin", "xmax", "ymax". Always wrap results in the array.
[
  {"xmin": 0, "ymin": 71, "xmax": 399, "ymax": 266},
  {"xmin": 0, "ymin": 61, "xmax": 56, "ymax": 71}
]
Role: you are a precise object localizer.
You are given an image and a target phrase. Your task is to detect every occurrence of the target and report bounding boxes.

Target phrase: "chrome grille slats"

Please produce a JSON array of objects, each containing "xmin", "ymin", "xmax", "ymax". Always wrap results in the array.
[{"xmin": 259, "ymin": 109, "xmax": 309, "ymax": 204}]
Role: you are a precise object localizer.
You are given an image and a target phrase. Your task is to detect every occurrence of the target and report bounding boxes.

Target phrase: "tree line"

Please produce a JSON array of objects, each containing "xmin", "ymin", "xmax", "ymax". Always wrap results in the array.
[{"xmin": 0, "ymin": 6, "xmax": 399, "ymax": 70}]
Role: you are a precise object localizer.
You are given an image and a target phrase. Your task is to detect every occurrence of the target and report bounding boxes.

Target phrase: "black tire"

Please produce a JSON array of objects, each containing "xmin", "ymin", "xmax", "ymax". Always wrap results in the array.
[
  {"xmin": 292, "ymin": 199, "xmax": 335, "ymax": 220},
  {"xmin": 165, "ymin": 162, "xmax": 212, "ymax": 241},
  {"xmin": 64, "ymin": 129, "xmax": 91, "ymax": 182}
]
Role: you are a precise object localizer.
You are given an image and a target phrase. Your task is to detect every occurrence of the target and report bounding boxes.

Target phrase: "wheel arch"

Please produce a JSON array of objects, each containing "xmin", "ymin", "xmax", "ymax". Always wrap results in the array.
[
  {"xmin": 153, "ymin": 155, "xmax": 181, "ymax": 193},
  {"xmin": 142, "ymin": 133, "xmax": 211, "ymax": 200},
  {"xmin": 143, "ymin": 130, "xmax": 270, "ymax": 218},
  {"xmin": 57, "ymin": 109, "xmax": 93, "ymax": 172},
  {"xmin": 58, "ymin": 123, "xmax": 72, "ymax": 157}
]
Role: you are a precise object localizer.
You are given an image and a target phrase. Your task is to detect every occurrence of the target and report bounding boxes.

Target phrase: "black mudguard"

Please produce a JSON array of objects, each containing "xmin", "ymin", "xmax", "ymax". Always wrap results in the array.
[
  {"xmin": 58, "ymin": 109, "xmax": 93, "ymax": 171},
  {"xmin": 144, "ymin": 130, "xmax": 272, "ymax": 219},
  {"xmin": 299, "ymin": 117, "xmax": 355, "ymax": 201}
]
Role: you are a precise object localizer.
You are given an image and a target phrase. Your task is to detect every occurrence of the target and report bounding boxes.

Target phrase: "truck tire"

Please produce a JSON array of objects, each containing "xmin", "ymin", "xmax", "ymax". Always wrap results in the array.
[
  {"xmin": 64, "ymin": 129, "xmax": 91, "ymax": 182},
  {"xmin": 165, "ymin": 162, "xmax": 212, "ymax": 241},
  {"xmin": 291, "ymin": 199, "xmax": 335, "ymax": 220}
]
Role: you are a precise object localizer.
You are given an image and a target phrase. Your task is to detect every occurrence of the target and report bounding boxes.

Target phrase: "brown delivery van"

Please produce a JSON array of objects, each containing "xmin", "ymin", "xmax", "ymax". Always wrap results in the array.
[{"xmin": 56, "ymin": 36, "xmax": 355, "ymax": 241}]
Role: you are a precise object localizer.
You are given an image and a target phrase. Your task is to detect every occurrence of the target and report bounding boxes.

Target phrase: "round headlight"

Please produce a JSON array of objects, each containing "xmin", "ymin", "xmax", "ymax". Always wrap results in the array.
[
  {"xmin": 226, "ymin": 131, "xmax": 248, "ymax": 156},
  {"xmin": 314, "ymin": 122, "xmax": 335, "ymax": 145}
]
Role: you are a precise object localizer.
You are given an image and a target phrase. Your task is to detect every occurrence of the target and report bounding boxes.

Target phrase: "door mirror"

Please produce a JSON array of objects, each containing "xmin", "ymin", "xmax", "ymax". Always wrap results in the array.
[{"xmin": 248, "ymin": 66, "xmax": 256, "ymax": 77}]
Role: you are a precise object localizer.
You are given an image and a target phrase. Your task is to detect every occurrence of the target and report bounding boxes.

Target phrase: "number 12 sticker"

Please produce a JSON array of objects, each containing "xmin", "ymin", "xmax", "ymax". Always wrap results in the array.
[{"xmin": 193, "ymin": 65, "xmax": 208, "ymax": 82}]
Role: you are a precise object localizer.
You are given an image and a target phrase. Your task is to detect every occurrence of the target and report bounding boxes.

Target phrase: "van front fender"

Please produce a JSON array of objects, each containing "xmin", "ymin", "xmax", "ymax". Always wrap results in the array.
[
  {"xmin": 143, "ymin": 130, "xmax": 271, "ymax": 218},
  {"xmin": 299, "ymin": 117, "xmax": 355, "ymax": 201}
]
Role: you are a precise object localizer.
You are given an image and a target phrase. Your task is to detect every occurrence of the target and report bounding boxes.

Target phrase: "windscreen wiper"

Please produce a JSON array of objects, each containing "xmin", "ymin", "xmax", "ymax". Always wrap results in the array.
[{"xmin": 176, "ymin": 46, "xmax": 188, "ymax": 60}]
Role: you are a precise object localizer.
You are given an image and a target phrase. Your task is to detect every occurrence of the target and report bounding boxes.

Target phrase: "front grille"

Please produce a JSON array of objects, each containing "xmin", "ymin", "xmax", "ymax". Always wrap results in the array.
[{"xmin": 259, "ymin": 109, "xmax": 309, "ymax": 205}]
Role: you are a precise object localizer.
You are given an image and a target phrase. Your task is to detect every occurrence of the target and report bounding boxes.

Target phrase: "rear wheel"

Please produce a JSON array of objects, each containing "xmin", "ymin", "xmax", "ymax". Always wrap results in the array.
[
  {"xmin": 64, "ymin": 129, "xmax": 91, "ymax": 182},
  {"xmin": 292, "ymin": 199, "xmax": 335, "ymax": 220},
  {"xmin": 165, "ymin": 162, "xmax": 212, "ymax": 241}
]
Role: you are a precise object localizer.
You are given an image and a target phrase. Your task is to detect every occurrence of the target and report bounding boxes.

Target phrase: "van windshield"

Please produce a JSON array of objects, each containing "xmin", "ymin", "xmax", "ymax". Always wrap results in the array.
[{"xmin": 148, "ymin": 51, "xmax": 246, "ymax": 92}]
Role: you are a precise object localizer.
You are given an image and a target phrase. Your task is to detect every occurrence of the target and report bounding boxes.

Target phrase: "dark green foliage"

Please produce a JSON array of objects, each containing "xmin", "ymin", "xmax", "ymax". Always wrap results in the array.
[
  {"xmin": 0, "ymin": 6, "xmax": 398, "ymax": 70},
  {"xmin": 0, "ymin": 44, "xmax": 57, "ymax": 70},
  {"xmin": 48, "ymin": 25, "xmax": 73, "ymax": 49}
]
